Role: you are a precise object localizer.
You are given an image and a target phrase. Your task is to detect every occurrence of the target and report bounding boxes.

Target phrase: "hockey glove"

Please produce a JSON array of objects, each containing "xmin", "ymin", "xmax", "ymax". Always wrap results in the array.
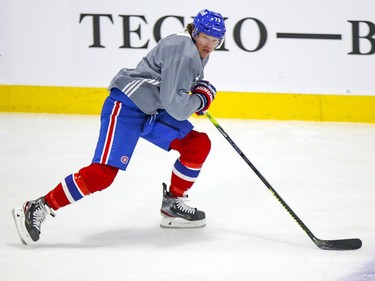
[{"xmin": 191, "ymin": 80, "xmax": 217, "ymax": 115}]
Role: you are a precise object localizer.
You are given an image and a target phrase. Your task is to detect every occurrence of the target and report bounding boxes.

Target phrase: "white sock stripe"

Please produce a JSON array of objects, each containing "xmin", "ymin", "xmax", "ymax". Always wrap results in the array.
[
  {"xmin": 172, "ymin": 167, "xmax": 196, "ymax": 182},
  {"xmin": 61, "ymin": 179, "xmax": 75, "ymax": 204},
  {"xmin": 72, "ymin": 176, "xmax": 85, "ymax": 197}
]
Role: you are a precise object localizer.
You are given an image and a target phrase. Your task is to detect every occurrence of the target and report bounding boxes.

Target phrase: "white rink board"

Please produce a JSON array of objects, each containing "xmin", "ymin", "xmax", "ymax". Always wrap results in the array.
[{"xmin": 0, "ymin": 0, "xmax": 374, "ymax": 95}]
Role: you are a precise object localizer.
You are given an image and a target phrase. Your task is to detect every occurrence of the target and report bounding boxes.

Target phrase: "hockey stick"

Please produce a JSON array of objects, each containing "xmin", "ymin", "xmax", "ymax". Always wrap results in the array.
[{"xmin": 205, "ymin": 111, "xmax": 362, "ymax": 250}]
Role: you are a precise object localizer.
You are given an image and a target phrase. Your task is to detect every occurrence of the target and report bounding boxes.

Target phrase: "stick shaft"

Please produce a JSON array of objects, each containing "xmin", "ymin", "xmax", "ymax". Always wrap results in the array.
[{"xmin": 205, "ymin": 111, "xmax": 316, "ymax": 241}]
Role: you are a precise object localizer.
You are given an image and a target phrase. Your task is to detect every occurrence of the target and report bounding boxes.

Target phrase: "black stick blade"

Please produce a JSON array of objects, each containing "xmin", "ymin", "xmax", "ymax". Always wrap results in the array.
[{"xmin": 316, "ymin": 238, "xmax": 362, "ymax": 250}]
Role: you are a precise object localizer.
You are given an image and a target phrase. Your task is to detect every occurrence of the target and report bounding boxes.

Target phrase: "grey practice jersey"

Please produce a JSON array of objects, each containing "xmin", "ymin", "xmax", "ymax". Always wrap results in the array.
[{"xmin": 108, "ymin": 31, "xmax": 209, "ymax": 121}]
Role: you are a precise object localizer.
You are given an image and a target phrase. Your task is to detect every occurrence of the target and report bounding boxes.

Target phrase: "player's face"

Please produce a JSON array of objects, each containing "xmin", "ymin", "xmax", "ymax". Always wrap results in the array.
[{"xmin": 194, "ymin": 33, "xmax": 220, "ymax": 59}]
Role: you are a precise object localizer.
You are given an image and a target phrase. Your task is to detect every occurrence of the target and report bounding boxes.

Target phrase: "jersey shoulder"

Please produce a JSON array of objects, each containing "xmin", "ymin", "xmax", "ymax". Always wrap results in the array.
[{"xmin": 159, "ymin": 32, "xmax": 197, "ymax": 57}]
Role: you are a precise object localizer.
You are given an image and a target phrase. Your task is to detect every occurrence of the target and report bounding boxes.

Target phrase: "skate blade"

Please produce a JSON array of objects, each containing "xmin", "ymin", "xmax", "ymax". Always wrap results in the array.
[
  {"xmin": 160, "ymin": 216, "xmax": 206, "ymax": 229},
  {"xmin": 12, "ymin": 208, "xmax": 32, "ymax": 245}
]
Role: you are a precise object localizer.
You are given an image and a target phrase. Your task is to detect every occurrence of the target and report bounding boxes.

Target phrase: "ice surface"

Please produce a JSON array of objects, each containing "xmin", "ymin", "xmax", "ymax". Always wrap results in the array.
[{"xmin": 1, "ymin": 113, "xmax": 374, "ymax": 281}]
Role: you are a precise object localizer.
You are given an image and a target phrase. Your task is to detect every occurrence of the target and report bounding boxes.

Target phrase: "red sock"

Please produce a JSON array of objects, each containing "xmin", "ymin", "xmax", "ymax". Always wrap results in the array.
[
  {"xmin": 169, "ymin": 130, "xmax": 211, "ymax": 197},
  {"xmin": 45, "ymin": 163, "xmax": 118, "ymax": 210},
  {"xmin": 170, "ymin": 159, "xmax": 203, "ymax": 197}
]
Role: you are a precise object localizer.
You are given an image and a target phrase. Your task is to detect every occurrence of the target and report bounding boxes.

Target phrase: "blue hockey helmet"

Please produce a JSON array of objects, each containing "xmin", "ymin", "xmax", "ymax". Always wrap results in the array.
[{"xmin": 192, "ymin": 9, "xmax": 226, "ymax": 39}]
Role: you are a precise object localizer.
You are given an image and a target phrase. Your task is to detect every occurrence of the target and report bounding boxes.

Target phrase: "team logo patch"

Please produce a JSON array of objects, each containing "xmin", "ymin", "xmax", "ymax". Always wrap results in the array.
[{"xmin": 121, "ymin": 156, "xmax": 129, "ymax": 164}]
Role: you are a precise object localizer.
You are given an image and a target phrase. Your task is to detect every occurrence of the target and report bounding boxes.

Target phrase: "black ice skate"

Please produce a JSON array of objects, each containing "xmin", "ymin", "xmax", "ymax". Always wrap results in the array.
[
  {"xmin": 160, "ymin": 183, "xmax": 206, "ymax": 228},
  {"xmin": 12, "ymin": 197, "xmax": 55, "ymax": 245}
]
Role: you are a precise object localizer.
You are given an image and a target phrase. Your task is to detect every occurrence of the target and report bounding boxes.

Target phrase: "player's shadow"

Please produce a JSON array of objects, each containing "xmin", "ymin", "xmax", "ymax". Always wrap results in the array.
[
  {"xmin": 8, "ymin": 226, "xmax": 211, "ymax": 249},
  {"xmin": 83, "ymin": 226, "xmax": 211, "ymax": 248},
  {"xmin": 8, "ymin": 223, "xmax": 306, "ymax": 249}
]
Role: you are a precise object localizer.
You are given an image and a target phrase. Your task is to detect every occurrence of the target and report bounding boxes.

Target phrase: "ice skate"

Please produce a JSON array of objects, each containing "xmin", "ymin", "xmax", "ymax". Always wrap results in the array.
[
  {"xmin": 160, "ymin": 183, "xmax": 206, "ymax": 228},
  {"xmin": 12, "ymin": 197, "xmax": 55, "ymax": 245}
]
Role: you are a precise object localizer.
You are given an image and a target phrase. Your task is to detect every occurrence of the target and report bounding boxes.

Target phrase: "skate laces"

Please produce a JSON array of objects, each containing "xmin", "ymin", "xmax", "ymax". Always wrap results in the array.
[
  {"xmin": 32, "ymin": 206, "xmax": 47, "ymax": 231},
  {"xmin": 28, "ymin": 199, "xmax": 55, "ymax": 231},
  {"xmin": 175, "ymin": 197, "xmax": 196, "ymax": 215}
]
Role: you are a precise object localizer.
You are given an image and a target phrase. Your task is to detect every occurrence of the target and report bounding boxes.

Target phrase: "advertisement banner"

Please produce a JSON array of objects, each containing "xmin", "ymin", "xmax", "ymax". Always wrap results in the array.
[{"xmin": 1, "ymin": 0, "xmax": 374, "ymax": 95}]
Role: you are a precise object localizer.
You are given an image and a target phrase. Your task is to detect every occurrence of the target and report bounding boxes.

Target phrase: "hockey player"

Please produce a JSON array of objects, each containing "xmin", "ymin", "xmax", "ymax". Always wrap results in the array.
[{"xmin": 12, "ymin": 9, "xmax": 226, "ymax": 244}]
